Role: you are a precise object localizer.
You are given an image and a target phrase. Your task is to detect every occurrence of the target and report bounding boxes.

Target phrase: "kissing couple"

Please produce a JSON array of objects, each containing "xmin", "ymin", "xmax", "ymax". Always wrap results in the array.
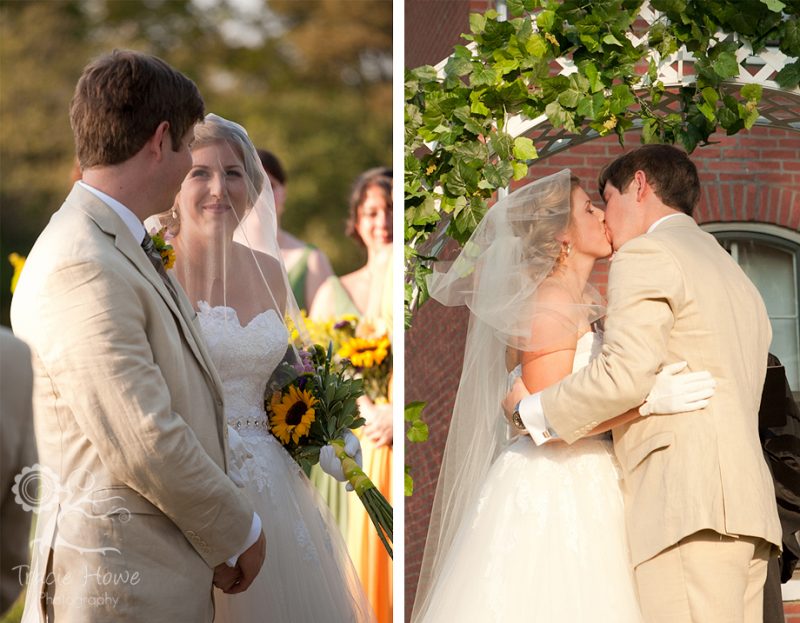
[{"xmin": 412, "ymin": 146, "xmax": 781, "ymax": 623}]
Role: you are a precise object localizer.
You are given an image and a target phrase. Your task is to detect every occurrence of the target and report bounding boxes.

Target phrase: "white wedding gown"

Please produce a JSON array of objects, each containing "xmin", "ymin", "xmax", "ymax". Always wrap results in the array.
[
  {"xmin": 417, "ymin": 332, "xmax": 642, "ymax": 622},
  {"xmin": 197, "ymin": 303, "xmax": 374, "ymax": 622}
]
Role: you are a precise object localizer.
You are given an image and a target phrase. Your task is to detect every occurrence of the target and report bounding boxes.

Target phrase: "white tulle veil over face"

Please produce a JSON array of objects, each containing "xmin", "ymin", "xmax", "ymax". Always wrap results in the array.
[
  {"xmin": 412, "ymin": 169, "xmax": 606, "ymax": 619},
  {"xmin": 145, "ymin": 113, "xmax": 309, "ymax": 367}
]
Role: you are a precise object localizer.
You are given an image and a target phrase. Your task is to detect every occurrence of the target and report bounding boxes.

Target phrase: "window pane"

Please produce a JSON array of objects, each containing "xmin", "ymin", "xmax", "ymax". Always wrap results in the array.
[
  {"xmin": 735, "ymin": 242, "xmax": 797, "ymax": 317},
  {"xmin": 727, "ymin": 240, "xmax": 799, "ymax": 390}
]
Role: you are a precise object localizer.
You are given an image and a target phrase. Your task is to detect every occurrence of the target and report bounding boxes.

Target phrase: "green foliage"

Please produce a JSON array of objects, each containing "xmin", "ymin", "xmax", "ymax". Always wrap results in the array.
[
  {"xmin": 405, "ymin": 0, "xmax": 798, "ymax": 323},
  {"xmin": 404, "ymin": 400, "xmax": 430, "ymax": 496}
]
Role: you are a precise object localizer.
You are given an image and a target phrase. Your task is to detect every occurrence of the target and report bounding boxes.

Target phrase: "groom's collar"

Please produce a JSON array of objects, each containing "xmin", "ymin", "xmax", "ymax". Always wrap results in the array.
[
  {"xmin": 77, "ymin": 181, "xmax": 146, "ymax": 244},
  {"xmin": 647, "ymin": 212, "xmax": 683, "ymax": 233}
]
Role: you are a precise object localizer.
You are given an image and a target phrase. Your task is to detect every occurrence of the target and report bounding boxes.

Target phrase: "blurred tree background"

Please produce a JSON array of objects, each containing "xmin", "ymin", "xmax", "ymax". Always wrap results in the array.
[{"xmin": 0, "ymin": 0, "xmax": 392, "ymax": 326}]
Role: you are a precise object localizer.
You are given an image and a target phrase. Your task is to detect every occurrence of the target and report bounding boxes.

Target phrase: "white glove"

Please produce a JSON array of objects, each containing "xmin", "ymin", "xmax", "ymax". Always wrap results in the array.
[
  {"xmin": 639, "ymin": 361, "xmax": 716, "ymax": 416},
  {"xmin": 319, "ymin": 431, "xmax": 363, "ymax": 491},
  {"xmin": 227, "ymin": 425, "xmax": 253, "ymax": 488}
]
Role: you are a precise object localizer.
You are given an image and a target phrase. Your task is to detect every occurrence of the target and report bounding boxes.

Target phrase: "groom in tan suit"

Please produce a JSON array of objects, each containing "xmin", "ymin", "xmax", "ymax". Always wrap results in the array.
[
  {"xmin": 12, "ymin": 51, "xmax": 264, "ymax": 622},
  {"xmin": 508, "ymin": 145, "xmax": 781, "ymax": 622}
]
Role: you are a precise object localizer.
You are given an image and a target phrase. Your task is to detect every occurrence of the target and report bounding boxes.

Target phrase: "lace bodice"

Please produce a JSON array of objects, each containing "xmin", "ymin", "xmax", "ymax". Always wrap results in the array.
[{"xmin": 196, "ymin": 302, "xmax": 288, "ymax": 431}]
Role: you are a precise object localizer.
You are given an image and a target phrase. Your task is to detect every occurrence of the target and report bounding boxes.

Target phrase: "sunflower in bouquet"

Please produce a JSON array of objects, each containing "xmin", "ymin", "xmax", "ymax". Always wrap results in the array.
[
  {"xmin": 334, "ymin": 316, "xmax": 392, "ymax": 402},
  {"xmin": 264, "ymin": 339, "xmax": 393, "ymax": 556}
]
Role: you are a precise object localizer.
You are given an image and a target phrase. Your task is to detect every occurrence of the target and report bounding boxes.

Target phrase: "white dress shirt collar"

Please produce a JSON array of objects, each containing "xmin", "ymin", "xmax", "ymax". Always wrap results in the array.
[
  {"xmin": 77, "ymin": 181, "xmax": 146, "ymax": 244},
  {"xmin": 647, "ymin": 212, "xmax": 682, "ymax": 234}
]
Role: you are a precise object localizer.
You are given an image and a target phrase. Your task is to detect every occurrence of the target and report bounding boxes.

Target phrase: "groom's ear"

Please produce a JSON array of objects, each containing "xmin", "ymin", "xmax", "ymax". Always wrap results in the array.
[
  {"xmin": 632, "ymin": 170, "xmax": 648, "ymax": 202},
  {"xmin": 149, "ymin": 121, "xmax": 171, "ymax": 162}
]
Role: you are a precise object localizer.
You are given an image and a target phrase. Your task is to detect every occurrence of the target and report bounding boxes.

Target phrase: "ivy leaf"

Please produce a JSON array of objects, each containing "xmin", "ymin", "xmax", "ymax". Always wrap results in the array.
[
  {"xmin": 545, "ymin": 100, "xmax": 568, "ymax": 128},
  {"xmin": 740, "ymin": 83, "xmax": 762, "ymax": 102},
  {"xmin": 512, "ymin": 136, "xmax": 538, "ymax": 160},
  {"xmin": 470, "ymin": 92, "xmax": 490, "ymax": 116},
  {"xmin": 711, "ymin": 51, "xmax": 740, "ymax": 80},
  {"xmin": 697, "ymin": 101, "xmax": 715, "ymax": 122},
  {"xmin": 440, "ymin": 194, "xmax": 468, "ymax": 215},
  {"xmin": 412, "ymin": 65, "xmax": 440, "ymax": 83},
  {"xmin": 407, "ymin": 194, "xmax": 439, "ymax": 227},
  {"xmin": 489, "ymin": 132, "xmax": 514, "ymax": 159},
  {"xmin": 701, "ymin": 86, "xmax": 719, "ymax": 107},
  {"xmin": 450, "ymin": 199, "xmax": 487, "ymax": 245},
  {"xmin": 558, "ymin": 87, "xmax": 582, "ymax": 108},
  {"xmin": 445, "ymin": 55, "xmax": 473, "ymax": 78},
  {"xmin": 779, "ymin": 19, "xmax": 800, "ymax": 57},
  {"xmin": 537, "ymin": 10, "xmax": 556, "ymax": 31},
  {"xmin": 512, "ymin": 161, "xmax": 530, "ymax": 180},
  {"xmin": 760, "ymin": 0, "xmax": 786, "ymax": 11},
  {"xmin": 775, "ymin": 60, "xmax": 800, "ymax": 89},
  {"xmin": 506, "ymin": 0, "xmax": 527, "ymax": 17},
  {"xmin": 470, "ymin": 63, "xmax": 498, "ymax": 87},
  {"xmin": 581, "ymin": 61, "xmax": 604, "ymax": 92},
  {"xmin": 526, "ymin": 33, "xmax": 548, "ymax": 57},
  {"xmin": 495, "ymin": 58, "xmax": 521, "ymax": 76},
  {"xmin": 641, "ymin": 117, "xmax": 659, "ymax": 144},
  {"xmin": 484, "ymin": 161, "xmax": 513, "ymax": 188},
  {"xmin": 576, "ymin": 95, "xmax": 595, "ymax": 117},
  {"xmin": 603, "ymin": 33, "xmax": 623, "ymax": 47},
  {"xmin": 608, "ymin": 84, "xmax": 635, "ymax": 114},
  {"xmin": 469, "ymin": 12, "xmax": 487, "ymax": 35},
  {"xmin": 445, "ymin": 159, "xmax": 480, "ymax": 196}
]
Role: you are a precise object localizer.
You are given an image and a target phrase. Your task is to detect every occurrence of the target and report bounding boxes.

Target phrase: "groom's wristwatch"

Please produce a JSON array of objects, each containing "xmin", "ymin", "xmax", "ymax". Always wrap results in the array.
[{"xmin": 511, "ymin": 401, "xmax": 526, "ymax": 431}]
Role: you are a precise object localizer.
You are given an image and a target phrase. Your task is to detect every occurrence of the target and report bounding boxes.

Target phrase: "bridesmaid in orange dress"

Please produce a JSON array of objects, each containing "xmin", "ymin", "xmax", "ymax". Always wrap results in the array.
[{"xmin": 311, "ymin": 167, "xmax": 393, "ymax": 623}]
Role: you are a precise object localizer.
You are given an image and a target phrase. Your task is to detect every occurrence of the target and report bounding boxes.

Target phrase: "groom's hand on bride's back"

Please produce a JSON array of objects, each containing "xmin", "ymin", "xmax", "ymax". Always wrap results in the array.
[{"xmin": 227, "ymin": 530, "xmax": 267, "ymax": 594}]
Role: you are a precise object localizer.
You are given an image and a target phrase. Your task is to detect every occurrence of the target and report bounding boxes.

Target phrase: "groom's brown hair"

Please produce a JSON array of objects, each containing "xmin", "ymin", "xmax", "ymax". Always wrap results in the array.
[
  {"xmin": 598, "ymin": 144, "xmax": 700, "ymax": 215},
  {"xmin": 70, "ymin": 50, "xmax": 204, "ymax": 169}
]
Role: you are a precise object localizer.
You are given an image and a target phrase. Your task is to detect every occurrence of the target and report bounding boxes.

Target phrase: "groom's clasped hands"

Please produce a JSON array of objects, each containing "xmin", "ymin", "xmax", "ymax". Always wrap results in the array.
[{"xmin": 213, "ymin": 531, "xmax": 267, "ymax": 594}]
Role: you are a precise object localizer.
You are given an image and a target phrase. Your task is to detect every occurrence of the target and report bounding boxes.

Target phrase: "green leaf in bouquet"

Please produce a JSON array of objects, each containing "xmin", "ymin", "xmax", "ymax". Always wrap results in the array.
[{"xmin": 325, "ymin": 381, "xmax": 336, "ymax": 404}]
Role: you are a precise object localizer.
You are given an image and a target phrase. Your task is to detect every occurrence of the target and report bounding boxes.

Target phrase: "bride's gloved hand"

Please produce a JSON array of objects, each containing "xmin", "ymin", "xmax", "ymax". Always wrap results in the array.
[
  {"xmin": 319, "ymin": 430, "xmax": 363, "ymax": 491},
  {"xmin": 639, "ymin": 361, "xmax": 716, "ymax": 416},
  {"xmin": 227, "ymin": 425, "xmax": 253, "ymax": 487}
]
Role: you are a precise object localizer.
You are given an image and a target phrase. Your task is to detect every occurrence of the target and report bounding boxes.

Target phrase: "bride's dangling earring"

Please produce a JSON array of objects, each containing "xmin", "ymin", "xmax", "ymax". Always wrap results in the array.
[{"xmin": 558, "ymin": 240, "xmax": 572, "ymax": 265}]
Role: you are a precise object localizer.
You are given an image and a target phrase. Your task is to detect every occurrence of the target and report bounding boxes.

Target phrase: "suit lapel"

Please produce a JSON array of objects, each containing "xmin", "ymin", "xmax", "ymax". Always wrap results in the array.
[{"xmin": 66, "ymin": 186, "xmax": 224, "ymax": 404}]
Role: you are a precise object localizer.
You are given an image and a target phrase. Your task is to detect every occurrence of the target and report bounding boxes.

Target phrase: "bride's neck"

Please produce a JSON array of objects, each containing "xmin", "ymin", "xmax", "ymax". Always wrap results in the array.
[
  {"xmin": 174, "ymin": 233, "xmax": 234, "ymax": 279},
  {"xmin": 560, "ymin": 253, "xmax": 594, "ymax": 292}
]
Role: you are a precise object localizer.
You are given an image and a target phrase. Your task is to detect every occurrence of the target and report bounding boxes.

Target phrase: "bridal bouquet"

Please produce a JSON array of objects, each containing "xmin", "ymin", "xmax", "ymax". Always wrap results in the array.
[{"xmin": 265, "ymin": 340, "xmax": 393, "ymax": 556}]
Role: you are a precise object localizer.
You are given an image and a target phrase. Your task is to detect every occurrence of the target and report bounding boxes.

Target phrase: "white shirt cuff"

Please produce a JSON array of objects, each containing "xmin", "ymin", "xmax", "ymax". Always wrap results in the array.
[
  {"xmin": 518, "ymin": 392, "xmax": 559, "ymax": 445},
  {"xmin": 226, "ymin": 512, "xmax": 261, "ymax": 567}
]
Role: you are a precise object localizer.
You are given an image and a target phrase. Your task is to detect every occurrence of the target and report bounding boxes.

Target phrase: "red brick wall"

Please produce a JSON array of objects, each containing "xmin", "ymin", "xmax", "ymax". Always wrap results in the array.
[
  {"xmin": 404, "ymin": 125, "xmax": 800, "ymax": 618},
  {"xmin": 405, "ymin": 0, "xmax": 496, "ymax": 68}
]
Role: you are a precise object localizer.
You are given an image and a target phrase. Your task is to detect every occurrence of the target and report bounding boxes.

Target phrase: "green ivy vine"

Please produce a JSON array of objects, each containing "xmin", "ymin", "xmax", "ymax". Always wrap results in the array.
[{"xmin": 404, "ymin": 0, "xmax": 800, "ymax": 325}]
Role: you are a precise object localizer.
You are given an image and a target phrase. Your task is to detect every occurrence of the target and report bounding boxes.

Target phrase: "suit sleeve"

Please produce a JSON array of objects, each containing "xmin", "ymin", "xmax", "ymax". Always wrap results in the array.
[
  {"xmin": 31, "ymin": 259, "xmax": 253, "ymax": 566},
  {"xmin": 541, "ymin": 236, "xmax": 684, "ymax": 443}
]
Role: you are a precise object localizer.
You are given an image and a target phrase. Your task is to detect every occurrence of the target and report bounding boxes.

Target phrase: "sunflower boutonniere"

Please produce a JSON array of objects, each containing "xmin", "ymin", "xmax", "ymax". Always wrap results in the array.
[{"xmin": 150, "ymin": 228, "xmax": 175, "ymax": 270}]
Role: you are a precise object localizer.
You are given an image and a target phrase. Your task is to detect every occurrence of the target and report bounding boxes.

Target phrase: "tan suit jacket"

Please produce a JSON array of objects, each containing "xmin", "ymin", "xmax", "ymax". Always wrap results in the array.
[
  {"xmin": 541, "ymin": 214, "xmax": 782, "ymax": 567},
  {"xmin": 11, "ymin": 185, "xmax": 253, "ymax": 622},
  {"xmin": 0, "ymin": 327, "xmax": 36, "ymax": 614}
]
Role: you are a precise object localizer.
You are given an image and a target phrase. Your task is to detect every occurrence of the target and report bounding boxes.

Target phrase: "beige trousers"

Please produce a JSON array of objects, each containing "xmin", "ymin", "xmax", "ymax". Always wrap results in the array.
[{"xmin": 635, "ymin": 530, "xmax": 772, "ymax": 623}]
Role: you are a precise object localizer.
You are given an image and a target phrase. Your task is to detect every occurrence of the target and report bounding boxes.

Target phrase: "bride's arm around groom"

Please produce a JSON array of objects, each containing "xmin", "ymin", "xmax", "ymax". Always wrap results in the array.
[{"xmin": 12, "ymin": 51, "xmax": 261, "ymax": 623}]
